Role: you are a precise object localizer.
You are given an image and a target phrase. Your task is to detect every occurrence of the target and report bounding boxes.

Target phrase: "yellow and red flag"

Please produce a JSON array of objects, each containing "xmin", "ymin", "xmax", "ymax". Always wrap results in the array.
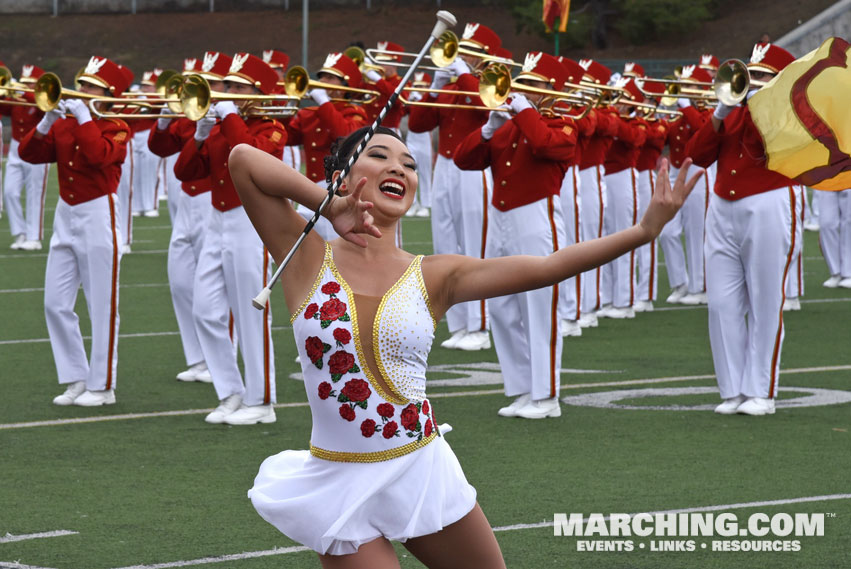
[
  {"xmin": 543, "ymin": 0, "xmax": 571, "ymax": 33},
  {"xmin": 750, "ymin": 37, "xmax": 851, "ymax": 190}
]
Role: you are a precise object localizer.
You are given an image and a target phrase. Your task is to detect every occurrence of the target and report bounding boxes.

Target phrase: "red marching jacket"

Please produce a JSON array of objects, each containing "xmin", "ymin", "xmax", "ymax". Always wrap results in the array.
[
  {"xmin": 19, "ymin": 117, "xmax": 131, "ymax": 205},
  {"xmin": 0, "ymin": 92, "xmax": 44, "ymax": 142},
  {"xmin": 453, "ymin": 107, "xmax": 577, "ymax": 212},
  {"xmin": 667, "ymin": 105, "xmax": 709, "ymax": 169},
  {"xmin": 285, "ymin": 101, "xmax": 367, "ymax": 184},
  {"xmin": 175, "ymin": 114, "xmax": 286, "ymax": 211},
  {"xmin": 148, "ymin": 118, "xmax": 213, "ymax": 197},
  {"xmin": 686, "ymin": 105, "xmax": 796, "ymax": 201},
  {"xmin": 635, "ymin": 120, "xmax": 669, "ymax": 173},
  {"xmin": 578, "ymin": 107, "xmax": 620, "ymax": 170},
  {"xmin": 603, "ymin": 116, "xmax": 648, "ymax": 175},
  {"xmin": 362, "ymin": 74, "xmax": 404, "ymax": 130},
  {"xmin": 407, "ymin": 72, "xmax": 489, "ymax": 160}
]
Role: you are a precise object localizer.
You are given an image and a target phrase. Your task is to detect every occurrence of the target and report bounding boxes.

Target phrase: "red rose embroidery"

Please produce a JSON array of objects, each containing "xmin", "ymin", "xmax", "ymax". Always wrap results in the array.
[
  {"xmin": 339, "ymin": 404, "xmax": 356, "ymax": 422},
  {"xmin": 382, "ymin": 421, "xmax": 399, "ymax": 439},
  {"xmin": 422, "ymin": 400, "xmax": 430, "ymax": 415},
  {"xmin": 361, "ymin": 418, "xmax": 377, "ymax": 438},
  {"xmin": 304, "ymin": 303, "xmax": 319, "ymax": 319},
  {"xmin": 321, "ymin": 282, "xmax": 341, "ymax": 295},
  {"xmin": 341, "ymin": 378, "xmax": 371, "ymax": 402},
  {"xmin": 328, "ymin": 351, "xmax": 355, "ymax": 375},
  {"xmin": 318, "ymin": 382, "xmax": 332, "ymax": 400},
  {"xmin": 376, "ymin": 403, "xmax": 395, "ymax": 419},
  {"xmin": 305, "ymin": 336, "xmax": 324, "ymax": 363},
  {"xmin": 333, "ymin": 328, "xmax": 351, "ymax": 345},
  {"xmin": 400, "ymin": 403, "xmax": 420, "ymax": 432},
  {"xmin": 320, "ymin": 298, "xmax": 347, "ymax": 322},
  {"xmin": 424, "ymin": 419, "xmax": 433, "ymax": 438}
]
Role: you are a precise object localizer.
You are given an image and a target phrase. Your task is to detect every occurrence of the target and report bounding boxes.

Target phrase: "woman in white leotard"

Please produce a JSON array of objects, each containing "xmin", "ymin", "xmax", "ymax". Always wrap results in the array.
[{"xmin": 229, "ymin": 126, "xmax": 701, "ymax": 569}]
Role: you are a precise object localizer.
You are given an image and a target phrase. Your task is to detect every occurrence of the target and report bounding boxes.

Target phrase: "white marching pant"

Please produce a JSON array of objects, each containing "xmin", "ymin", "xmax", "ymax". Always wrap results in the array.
[
  {"xmin": 193, "ymin": 206, "xmax": 275, "ymax": 406},
  {"xmin": 704, "ymin": 187, "xmax": 802, "ymax": 400},
  {"xmin": 283, "ymin": 144, "xmax": 302, "ymax": 173},
  {"xmin": 431, "ymin": 155, "xmax": 491, "ymax": 334},
  {"xmin": 601, "ymin": 168, "xmax": 637, "ymax": 308},
  {"xmin": 578, "ymin": 165, "xmax": 606, "ymax": 313},
  {"xmin": 116, "ymin": 138, "xmax": 134, "ymax": 246},
  {"xmin": 658, "ymin": 163, "xmax": 711, "ymax": 293},
  {"xmin": 635, "ymin": 168, "xmax": 658, "ymax": 301},
  {"xmin": 168, "ymin": 190, "xmax": 213, "ymax": 367},
  {"xmin": 45, "ymin": 194, "xmax": 121, "ymax": 391},
  {"xmin": 405, "ymin": 129, "xmax": 433, "ymax": 209},
  {"xmin": 487, "ymin": 196, "xmax": 565, "ymax": 401},
  {"xmin": 4, "ymin": 139, "xmax": 50, "ymax": 241},
  {"xmin": 162, "ymin": 154, "xmax": 181, "ymax": 224},
  {"xmin": 786, "ymin": 185, "xmax": 807, "ymax": 299},
  {"xmin": 131, "ymin": 130, "xmax": 161, "ymax": 213},
  {"xmin": 559, "ymin": 165, "xmax": 582, "ymax": 321},
  {"xmin": 816, "ymin": 188, "xmax": 851, "ymax": 278}
]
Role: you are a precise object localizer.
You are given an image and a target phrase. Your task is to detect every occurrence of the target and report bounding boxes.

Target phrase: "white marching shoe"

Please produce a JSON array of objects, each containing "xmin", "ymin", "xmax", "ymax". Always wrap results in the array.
[
  {"xmin": 73, "ymin": 389, "xmax": 116, "ymax": 406},
  {"xmin": 143, "ymin": 209, "xmax": 159, "ymax": 218},
  {"xmin": 10, "ymin": 234, "xmax": 26, "ymax": 250},
  {"xmin": 679, "ymin": 292, "xmax": 707, "ymax": 305},
  {"xmin": 578, "ymin": 312, "xmax": 598, "ymax": 328},
  {"xmin": 176, "ymin": 361, "xmax": 209, "ymax": 382},
  {"xmin": 415, "ymin": 206, "xmax": 430, "ymax": 218},
  {"xmin": 223, "ymin": 404, "xmax": 276, "ymax": 425},
  {"xmin": 515, "ymin": 397, "xmax": 562, "ymax": 419},
  {"xmin": 560, "ymin": 319, "xmax": 582, "ymax": 337},
  {"xmin": 598, "ymin": 305, "xmax": 635, "ymax": 319},
  {"xmin": 665, "ymin": 284, "xmax": 688, "ymax": 304},
  {"xmin": 205, "ymin": 394, "xmax": 243, "ymax": 424},
  {"xmin": 455, "ymin": 330, "xmax": 491, "ymax": 351},
  {"xmin": 782, "ymin": 297, "xmax": 801, "ymax": 312},
  {"xmin": 839, "ymin": 277, "xmax": 851, "ymax": 289},
  {"xmin": 497, "ymin": 394, "xmax": 531, "ymax": 417},
  {"xmin": 714, "ymin": 395, "xmax": 746, "ymax": 415},
  {"xmin": 633, "ymin": 300, "xmax": 654, "ymax": 313},
  {"xmin": 823, "ymin": 275, "xmax": 841, "ymax": 288},
  {"xmin": 53, "ymin": 381, "xmax": 86, "ymax": 405},
  {"xmin": 440, "ymin": 329, "xmax": 467, "ymax": 349},
  {"xmin": 736, "ymin": 397, "xmax": 776, "ymax": 416},
  {"xmin": 20, "ymin": 240, "xmax": 42, "ymax": 251}
]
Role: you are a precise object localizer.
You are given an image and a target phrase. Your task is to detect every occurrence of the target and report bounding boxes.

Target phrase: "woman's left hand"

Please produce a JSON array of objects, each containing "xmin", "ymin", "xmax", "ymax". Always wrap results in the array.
[
  {"xmin": 640, "ymin": 158, "xmax": 703, "ymax": 239},
  {"xmin": 325, "ymin": 177, "xmax": 383, "ymax": 247}
]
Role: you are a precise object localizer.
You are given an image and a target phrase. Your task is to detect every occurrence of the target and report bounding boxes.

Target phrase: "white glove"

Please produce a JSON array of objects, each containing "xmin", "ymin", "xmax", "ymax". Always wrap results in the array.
[
  {"xmin": 309, "ymin": 88, "xmax": 330, "ymax": 106},
  {"xmin": 365, "ymin": 69, "xmax": 382, "ymax": 82},
  {"xmin": 713, "ymin": 101, "xmax": 736, "ymax": 121},
  {"xmin": 676, "ymin": 97, "xmax": 691, "ymax": 109},
  {"xmin": 430, "ymin": 69, "xmax": 452, "ymax": 91},
  {"xmin": 407, "ymin": 90, "xmax": 423, "ymax": 103},
  {"xmin": 194, "ymin": 116, "xmax": 216, "ymax": 142},
  {"xmin": 36, "ymin": 101, "xmax": 66, "ymax": 135},
  {"xmin": 64, "ymin": 98, "xmax": 92, "ymax": 125},
  {"xmin": 157, "ymin": 105, "xmax": 174, "ymax": 130},
  {"xmin": 509, "ymin": 94, "xmax": 533, "ymax": 114},
  {"xmin": 213, "ymin": 100, "xmax": 239, "ymax": 120},
  {"xmin": 481, "ymin": 110, "xmax": 510, "ymax": 140},
  {"xmin": 449, "ymin": 58, "xmax": 471, "ymax": 77}
]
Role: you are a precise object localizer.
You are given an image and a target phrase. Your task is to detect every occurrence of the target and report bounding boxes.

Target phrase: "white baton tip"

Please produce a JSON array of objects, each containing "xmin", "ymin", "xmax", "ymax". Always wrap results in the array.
[
  {"xmin": 252, "ymin": 288, "xmax": 272, "ymax": 310},
  {"xmin": 432, "ymin": 10, "xmax": 457, "ymax": 38}
]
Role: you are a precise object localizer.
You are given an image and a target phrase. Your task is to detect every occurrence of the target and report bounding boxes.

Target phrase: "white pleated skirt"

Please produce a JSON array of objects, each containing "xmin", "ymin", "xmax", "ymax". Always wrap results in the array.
[{"xmin": 248, "ymin": 436, "xmax": 477, "ymax": 556}]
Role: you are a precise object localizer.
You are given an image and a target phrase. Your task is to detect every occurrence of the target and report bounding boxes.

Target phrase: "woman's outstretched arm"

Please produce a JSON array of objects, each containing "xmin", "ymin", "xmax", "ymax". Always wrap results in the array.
[{"xmin": 428, "ymin": 159, "xmax": 703, "ymax": 313}]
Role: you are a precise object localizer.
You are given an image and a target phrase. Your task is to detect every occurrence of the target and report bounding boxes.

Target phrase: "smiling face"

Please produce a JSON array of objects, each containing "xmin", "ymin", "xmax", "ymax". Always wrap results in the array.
[{"xmin": 334, "ymin": 133, "xmax": 418, "ymax": 221}]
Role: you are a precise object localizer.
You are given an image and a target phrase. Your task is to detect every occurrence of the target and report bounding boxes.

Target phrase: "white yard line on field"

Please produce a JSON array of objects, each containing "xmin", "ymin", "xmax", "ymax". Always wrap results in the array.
[
  {"xmin": 1, "ymin": 365, "xmax": 849, "ymax": 431},
  {"xmin": 0, "ymin": 326, "xmax": 293, "ymax": 346},
  {"xmin": 0, "ymin": 530, "xmax": 78, "ymax": 544},
  {"xmin": 0, "ymin": 283, "xmax": 169, "ymax": 294}
]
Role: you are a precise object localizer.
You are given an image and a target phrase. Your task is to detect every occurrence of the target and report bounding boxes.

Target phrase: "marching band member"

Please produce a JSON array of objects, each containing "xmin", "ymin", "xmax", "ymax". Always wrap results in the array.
[
  {"xmin": 816, "ymin": 187, "xmax": 851, "ymax": 289},
  {"xmin": 262, "ymin": 49, "xmax": 302, "ymax": 173},
  {"xmin": 407, "ymin": 22, "xmax": 500, "ymax": 352},
  {"xmin": 129, "ymin": 69, "xmax": 163, "ymax": 218},
  {"xmin": 575, "ymin": 59, "xmax": 619, "ymax": 328},
  {"xmin": 362, "ymin": 40, "xmax": 406, "ymax": 133},
  {"xmin": 404, "ymin": 71, "xmax": 434, "ymax": 218},
  {"xmin": 1, "ymin": 64, "xmax": 50, "ymax": 251},
  {"xmin": 19, "ymin": 56, "xmax": 132, "ymax": 406},
  {"xmin": 659, "ymin": 65, "xmax": 714, "ymax": 305},
  {"xmin": 686, "ymin": 42, "xmax": 800, "ymax": 416},
  {"xmin": 114, "ymin": 64, "xmax": 136, "ymax": 253},
  {"xmin": 284, "ymin": 52, "xmax": 367, "ymax": 240},
  {"xmin": 698, "ymin": 53, "xmax": 720, "ymax": 79},
  {"xmin": 556, "ymin": 56, "xmax": 597, "ymax": 337},
  {"xmin": 599, "ymin": 78, "xmax": 648, "ymax": 319},
  {"xmin": 174, "ymin": 53, "xmax": 286, "ymax": 425},
  {"xmin": 148, "ymin": 52, "xmax": 233, "ymax": 384},
  {"xmin": 455, "ymin": 52, "xmax": 577, "ymax": 419},
  {"xmin": 633, "ymin": 80, "xmax": 669, "ymax": 312}
]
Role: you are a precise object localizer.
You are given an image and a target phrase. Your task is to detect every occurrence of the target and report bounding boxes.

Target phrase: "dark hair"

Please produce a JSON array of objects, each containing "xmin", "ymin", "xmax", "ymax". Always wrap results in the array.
[{"xmin": 324, "ymin": 126, "xmax": 404, "ymax": 184}]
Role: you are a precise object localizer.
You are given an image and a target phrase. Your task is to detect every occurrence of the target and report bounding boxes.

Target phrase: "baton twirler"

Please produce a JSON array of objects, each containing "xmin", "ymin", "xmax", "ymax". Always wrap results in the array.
[{"xmin": 252, "ymin": 10, "xmax": 457, "ymax": 309}]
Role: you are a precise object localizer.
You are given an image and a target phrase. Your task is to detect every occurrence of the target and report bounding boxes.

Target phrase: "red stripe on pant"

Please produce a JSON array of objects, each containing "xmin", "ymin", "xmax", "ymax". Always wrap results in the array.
[
  {"xmin": 770, "ymin": 186, "xmax": 798, "ymax": 398},
  {"xmin": 106, "ymin": 193, "xmax": 120, "ymax": 390},
  {"xmin": 547, "ymin": 195, "xmax": 560, "ymax": 398},
  {"xmin": 479, "ymin": 170, "xmax": 489, "ymax": 331}
]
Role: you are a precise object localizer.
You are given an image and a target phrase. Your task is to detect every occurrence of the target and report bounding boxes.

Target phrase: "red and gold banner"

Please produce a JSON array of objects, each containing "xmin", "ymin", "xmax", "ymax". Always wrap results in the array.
[
  {"xmin": 543, "ymin": 0, "xmax": 571, "ymax": 33},
  {"xmin": 750, "ymin": 37, "xmax": 851, "ymax": 190}
]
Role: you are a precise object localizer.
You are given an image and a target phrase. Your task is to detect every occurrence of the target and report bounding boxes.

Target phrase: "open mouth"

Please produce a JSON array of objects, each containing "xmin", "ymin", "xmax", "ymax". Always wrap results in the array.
[{"xmin": 379, "ymin": 179, "xmax": 406, "ymax": 199}]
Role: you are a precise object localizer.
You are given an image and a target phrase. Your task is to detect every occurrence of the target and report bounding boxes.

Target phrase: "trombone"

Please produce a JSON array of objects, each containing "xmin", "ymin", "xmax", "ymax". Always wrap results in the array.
[
  {"xmin": 344, "ymin": 46, "xmax": 387, "ymax": 79},
  {"xmin": 282, "ymin": 66, "xmax": 381, "ymax": 104},
  {"xmin": 0, "ymin": 66, "xmax": 40, "ymax": 108},
  {"xmin": 370, "ymin": 30, "xmax": 521, "ymax": 73},
  {"xmin": 180, "ymin": 74, "xmax": 302, "ymax": 121}
]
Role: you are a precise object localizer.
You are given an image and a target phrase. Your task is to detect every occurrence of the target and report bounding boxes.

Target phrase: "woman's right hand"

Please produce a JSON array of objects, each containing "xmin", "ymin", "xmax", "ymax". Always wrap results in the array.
[
  {"xmin": 640, "ymin": 158, "xmax": 703, "ymax": 240},
  {"xmin": 325, "ymin": 177, "xmax": 383, "ymax": 247}
]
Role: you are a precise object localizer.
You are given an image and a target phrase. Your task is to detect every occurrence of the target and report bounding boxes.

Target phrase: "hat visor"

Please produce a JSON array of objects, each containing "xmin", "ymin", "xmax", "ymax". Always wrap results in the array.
[
  {"xmin": 318, "ymin": 68, "xmax": 348, "ymax": 84},
  {"xmin": 746, "ymin": 63, "xmax": 779, "ymax": 75},
  {"xmin": 514, "ymin": 72, "xmax": 552, "ymax": 85},
  {"xmin": 77, "ymin": 74, "xmax": 109, "ymax": 89},
  {"xmin": 18, "ymin": 77, "xmax": 38, "ymax": 84},
  {"xmin": 224, "ymin": 74, "xmax": 254, "ymax": 86},
  {"xmin": 458, "ymin": 40, "xmax": 489, "ymax": 54},
  {"xmin": 197, "ymin": 72, "xmax": 225, "ymax": 81}
]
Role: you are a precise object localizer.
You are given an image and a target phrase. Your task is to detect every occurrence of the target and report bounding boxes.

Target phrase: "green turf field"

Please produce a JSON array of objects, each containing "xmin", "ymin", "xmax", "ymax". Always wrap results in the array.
[{"xmin": 1, "ymin": 172, "xmax": 849, "ymax": 569}]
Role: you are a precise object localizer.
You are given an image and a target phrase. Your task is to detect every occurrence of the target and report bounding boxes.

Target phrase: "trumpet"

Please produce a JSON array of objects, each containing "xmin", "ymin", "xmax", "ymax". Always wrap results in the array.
[
  {"xmin": 180, "ymin": 74, "xmax": 301, "ymax": 121},
  {"xmin": 479, "ymin": 63, "xmax": 597, "ymax": 119},
  {"xmin": 713, "ymin": 58, "xmax": 766, "ymax": 106},
  {"xmin": 282, "ymin": 66, "xmax": 380, "ymax": 104}
]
